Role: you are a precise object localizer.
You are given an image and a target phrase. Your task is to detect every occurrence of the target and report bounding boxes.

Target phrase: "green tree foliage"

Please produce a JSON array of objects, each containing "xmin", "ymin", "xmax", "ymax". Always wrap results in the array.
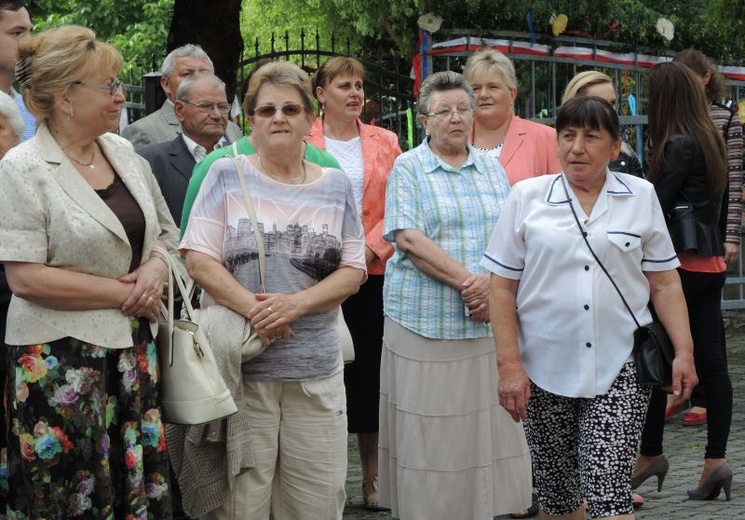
[
  {"xmin": 29, "ymin": 0, "xmax": 173, "ymax": 78},
  {"xmin": 241, "ymin": 0, "xmax": 360, "ymax": 62},
  {"xmin": 240, "ymin": 0, "xmax": 745, "ymax": 66}
]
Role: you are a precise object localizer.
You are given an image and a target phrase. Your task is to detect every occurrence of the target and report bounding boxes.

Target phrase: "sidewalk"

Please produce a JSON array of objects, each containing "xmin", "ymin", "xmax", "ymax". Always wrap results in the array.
[{"xmin": 342, "ymin": 310, "xmax": 745, "ymax": 519}]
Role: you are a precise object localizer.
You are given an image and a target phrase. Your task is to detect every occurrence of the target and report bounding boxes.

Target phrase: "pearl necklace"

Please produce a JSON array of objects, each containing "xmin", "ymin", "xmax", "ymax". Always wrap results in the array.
[
  {"xmin": 63, "ymin": 144, "xmax": 96, "ymax": 169},
  {"xmin": 258, "ymin": 155, "xmax": 306, "ymax": 184}
]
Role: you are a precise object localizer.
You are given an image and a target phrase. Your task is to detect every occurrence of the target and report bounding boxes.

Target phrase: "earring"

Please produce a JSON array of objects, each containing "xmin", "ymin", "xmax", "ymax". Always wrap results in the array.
[
  {"xmin": 425, "ymin": 129, "xmax": 430, "ymax": 136},
  {"xmin": 68, "ymin": 107, "xmax": 74, "ymax": 121}
]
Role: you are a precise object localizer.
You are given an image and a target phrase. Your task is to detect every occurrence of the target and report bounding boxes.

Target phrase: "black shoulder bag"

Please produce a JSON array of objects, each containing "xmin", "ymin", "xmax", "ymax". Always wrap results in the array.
[{"xmin": 561, "ymin": 176, "xmax": 674, "ymax": 387}]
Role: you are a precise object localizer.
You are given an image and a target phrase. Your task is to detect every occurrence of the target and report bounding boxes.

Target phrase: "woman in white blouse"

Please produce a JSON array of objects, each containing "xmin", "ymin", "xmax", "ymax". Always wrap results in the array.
[{"xmin": 482, "ymin": 96, "xmax": 697, "ymax": 520}]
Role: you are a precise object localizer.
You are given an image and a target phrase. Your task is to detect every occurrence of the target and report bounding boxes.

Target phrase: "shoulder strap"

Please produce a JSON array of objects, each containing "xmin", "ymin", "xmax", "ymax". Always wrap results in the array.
[
  {"xmin": 231, "ymin": 142, "xmax": 266, "ymax": 292},
  {"xmin": 560, "ymin": 176, "xmax": 641, "ymax": 328}
]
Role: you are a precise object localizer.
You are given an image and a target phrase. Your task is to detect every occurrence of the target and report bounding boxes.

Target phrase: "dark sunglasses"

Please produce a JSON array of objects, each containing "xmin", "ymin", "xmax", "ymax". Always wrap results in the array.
[{"xmin": 250, "ymin": 103, "xmax": 304, "ymax": 118}]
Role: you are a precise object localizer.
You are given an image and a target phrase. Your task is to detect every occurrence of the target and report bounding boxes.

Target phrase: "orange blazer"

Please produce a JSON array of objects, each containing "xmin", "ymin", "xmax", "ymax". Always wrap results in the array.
[
  {"xmin": 473, "ymin": 115, "xmax": 561, "ymax": 185},
  {"xmin": 307, "ymin": 118, "xmax": 401, "ymax": 275}
]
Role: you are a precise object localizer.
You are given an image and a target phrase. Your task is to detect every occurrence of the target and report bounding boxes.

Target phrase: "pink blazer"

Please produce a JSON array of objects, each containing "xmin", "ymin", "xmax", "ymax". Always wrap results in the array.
[
  {"xmin": 307, "ymin": 118, "xmax": 401, "ymax": 275},
  {"xmin": 474, "ymin": 115, "xmax": 561, "ymax": 185}
]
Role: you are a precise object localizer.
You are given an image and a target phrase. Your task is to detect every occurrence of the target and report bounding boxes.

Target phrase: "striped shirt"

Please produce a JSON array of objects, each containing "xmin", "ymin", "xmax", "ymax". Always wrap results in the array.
[
  {"xmin": 383, "ymin": 139, "xmax": 511, "ymax": 339},
  {"xmin": 710, "ymin": 102, "xmax": 743, "ymax": 245}
]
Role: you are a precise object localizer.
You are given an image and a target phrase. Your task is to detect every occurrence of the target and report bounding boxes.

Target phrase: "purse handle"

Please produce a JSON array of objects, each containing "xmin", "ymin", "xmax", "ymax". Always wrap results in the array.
[
  {"xmin": 152, "ymin": 246, "xmax": 202, "ymax": 364},
  {"xmin": 560, "ymin": 175, "xmax": 642, "ymax": 329},
  {"xmin": 230, "ymin": 142, "xmax": 266, "ymax": 292},
  {"xmin": 185, "ymin": 143, "xmax": 267, "ymax": 302}
]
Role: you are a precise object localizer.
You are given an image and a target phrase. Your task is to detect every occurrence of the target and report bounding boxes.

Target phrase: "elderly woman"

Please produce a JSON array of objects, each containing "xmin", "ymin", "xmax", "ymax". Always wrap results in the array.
[
  {"xmin": 306, "ymin": 56, "xmax": 401, "ymax": 510},
  {"xmin": 634, "ymin": 62, "xmax": 733, "ymax": 503},
  {"xmin": 482, "ymin": 96, "xmax": 697, "ymax": 519},
  {"xmin": 180, "ymin": 60, "xmax": 366, "ymax": 520},
  {"xmin": 0, "ymin": 26, "xmax": 180, "ymax": 517},
  {"xmin": 562, "ymin": 71, "xmax": 644, "ymax": 178},
  {"xmin": 379, "ymin": 71, "xmax": 532, "ymax": 520},
  {"xmin": 463, "ymin": 49, "xmax": 560, "ymax": 184}
]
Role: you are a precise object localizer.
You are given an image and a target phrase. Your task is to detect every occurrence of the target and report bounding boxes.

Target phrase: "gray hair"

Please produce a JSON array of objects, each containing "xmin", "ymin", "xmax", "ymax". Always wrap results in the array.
[
  {"xmin": 0, "ymin": 90, "xmax": 25, "ymax": 143},
  {"xmin": 161, "ymin": 44, "xmax": 214, "ymax": 78},
  {"xmin": 417, "ymin": 71, "xmax": 475, "ymax": 116},
  {"xmin": 176, "ymin": 73, "xmax": 225, "ymax": 101},
  {"xmin": 463, "ymin": 49, "xmax": 518, "ymax": 91}
]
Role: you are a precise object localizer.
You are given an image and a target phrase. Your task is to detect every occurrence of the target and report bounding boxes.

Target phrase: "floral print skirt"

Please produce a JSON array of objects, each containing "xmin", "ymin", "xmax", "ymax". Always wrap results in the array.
[{"xmin": 1, "ymin": 318, "xmax": 172, "ymax": 519}]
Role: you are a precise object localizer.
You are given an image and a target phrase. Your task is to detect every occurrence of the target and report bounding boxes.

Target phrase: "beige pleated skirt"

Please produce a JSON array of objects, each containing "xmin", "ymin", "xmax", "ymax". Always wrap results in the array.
[{"xmin": 378, "ymin": 318, "xmax": 532, "ymax": 520}]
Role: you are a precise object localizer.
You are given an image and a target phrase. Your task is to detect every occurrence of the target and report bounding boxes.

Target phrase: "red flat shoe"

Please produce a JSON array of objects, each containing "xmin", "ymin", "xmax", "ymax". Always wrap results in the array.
[
  {"xmin": 665, "ymin": 401, "xmax": 688, "ymax": 422},
  {"xmin": 682, "ymin": 411, "xmax": 707, "ymax": 426}
]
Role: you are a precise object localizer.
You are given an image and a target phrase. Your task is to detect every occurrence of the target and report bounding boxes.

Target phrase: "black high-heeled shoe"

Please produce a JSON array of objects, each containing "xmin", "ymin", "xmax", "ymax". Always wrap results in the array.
[
  {"xmin": 687, "ymin": 463, "xmax": 733, "ymax": 501},
  {"xmin": 632, "ymin": 455, "xmax": 669, "ymax": 491}
]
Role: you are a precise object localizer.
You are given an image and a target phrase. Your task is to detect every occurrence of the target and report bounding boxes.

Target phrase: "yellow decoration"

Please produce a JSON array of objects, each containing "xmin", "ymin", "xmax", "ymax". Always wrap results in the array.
[{"xmin": 550, "ymin": 13, "xmax": 568, "ymax": 37}]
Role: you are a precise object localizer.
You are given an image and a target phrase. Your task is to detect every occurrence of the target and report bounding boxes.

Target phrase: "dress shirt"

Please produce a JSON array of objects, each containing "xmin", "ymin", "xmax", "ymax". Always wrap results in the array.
[
  {"xmin": 481, "ymin": 172, "xmax": 679, "ymax": 397},
  {"xmin": 384, "ymin": 139, "xmax": 511, "ymax": 340}
]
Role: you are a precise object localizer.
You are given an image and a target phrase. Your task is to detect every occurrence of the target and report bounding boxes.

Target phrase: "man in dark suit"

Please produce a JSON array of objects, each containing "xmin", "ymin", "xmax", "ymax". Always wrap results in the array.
[
  {"xmin": 122, "ymin": 44, "xmax": 241, "ymax": 149},
  {"xmin": 139, "ymin": 73, "xmax": 230, "ymax": 224}
]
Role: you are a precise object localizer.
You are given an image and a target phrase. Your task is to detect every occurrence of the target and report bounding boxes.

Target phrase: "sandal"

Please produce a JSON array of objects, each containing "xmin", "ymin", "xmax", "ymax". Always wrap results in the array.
[
  {"xmin": 362, "ymin": 477, "xmax": 389, "ymax": 512},
  {"xmin": 509, "ymin": 492, "xmax": 539, "ymax": 518}
]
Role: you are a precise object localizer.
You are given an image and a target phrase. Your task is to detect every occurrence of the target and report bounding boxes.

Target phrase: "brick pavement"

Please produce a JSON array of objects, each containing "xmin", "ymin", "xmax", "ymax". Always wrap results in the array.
[{"xmin": 342, "ymin": 311, "xmax": 745, "ymax": 519}]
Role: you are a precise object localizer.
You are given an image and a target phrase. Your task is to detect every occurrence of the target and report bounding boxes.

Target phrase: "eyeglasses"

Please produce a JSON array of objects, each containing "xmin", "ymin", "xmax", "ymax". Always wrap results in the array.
[
  {"xmin": 181, "ymin": 100, "xmax": 232, "ymax": 114},
  {"xmin": 251, "ymin": 103, "xmax": 304, "ymax": 118},
  {"xmin": 426, "ymin": 107, "xmax": 473, "ymax": 119},
  {"xmin": 74, "ymin": 78, "xmax": 123, "ymax": 96}
]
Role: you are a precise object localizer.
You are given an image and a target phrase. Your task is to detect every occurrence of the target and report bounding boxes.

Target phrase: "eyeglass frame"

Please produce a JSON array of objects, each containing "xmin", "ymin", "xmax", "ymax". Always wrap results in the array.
[
  {"xmin": 73, "ymin": 78, "xmax": 123, "ymax": 96},
  {"xmin": 180, "ymin": 99, "xmax": 232, "ymax": 114},
  {"xmin": 425, "ymin": 106, "xmax": 474, "ymax": 120},
  {"xmin": 250, "ymin": 103, "xmax": 305, "ymax": 118}
]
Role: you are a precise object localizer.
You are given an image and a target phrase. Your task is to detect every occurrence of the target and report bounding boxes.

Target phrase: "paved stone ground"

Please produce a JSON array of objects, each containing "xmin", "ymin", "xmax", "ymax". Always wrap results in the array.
[{"xmin": 342, "ymin": 310, "xmax": 745, "ymax": 519}]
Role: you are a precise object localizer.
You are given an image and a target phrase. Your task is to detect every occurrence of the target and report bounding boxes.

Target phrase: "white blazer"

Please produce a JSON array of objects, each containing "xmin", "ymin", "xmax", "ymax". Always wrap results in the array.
[{"xmin": 0, "ymin": 123, "xmax": 182, "ymax": 348}]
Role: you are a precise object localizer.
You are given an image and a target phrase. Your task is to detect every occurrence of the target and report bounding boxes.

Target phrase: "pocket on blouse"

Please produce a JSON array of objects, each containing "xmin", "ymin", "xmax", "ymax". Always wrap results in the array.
[{"xmin": 607, "ymin": 230, "xmax": 642, "ymax": 252}]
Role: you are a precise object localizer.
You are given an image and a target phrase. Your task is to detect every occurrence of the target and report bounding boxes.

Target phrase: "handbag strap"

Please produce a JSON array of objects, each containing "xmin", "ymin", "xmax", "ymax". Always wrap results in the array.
[
  {"xmin": 153, "ymin": 246, "xmax": 197, "ymax": 326},
  {"xmin": 231, "ymin": 142, "xmax": 266, "ymax": 292},
  {"xmin": 560, "ymin": 175, "xmax": 642, "ymax": 329}
]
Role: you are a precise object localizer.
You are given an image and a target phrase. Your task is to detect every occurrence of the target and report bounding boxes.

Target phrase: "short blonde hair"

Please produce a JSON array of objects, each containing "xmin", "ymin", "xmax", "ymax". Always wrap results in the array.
[
  {"xmin": 243, "ymin": 61, "xmax": 314, "ymax": 117},
  {"xmin": 561, "ymin": 71, "xmax": 612, "ymax": 106},
  {"xmin": 463, "ymin": 49, "xmax": 517, "ymax": 91},
  {"xmin": 16, "ymin": 25, "xmax": 123, "ymax": 121}
]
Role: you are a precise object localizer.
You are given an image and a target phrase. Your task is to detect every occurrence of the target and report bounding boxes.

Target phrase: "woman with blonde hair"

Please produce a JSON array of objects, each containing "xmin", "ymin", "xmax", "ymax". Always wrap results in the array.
[
  {"xmin": 0, "ymin": 25, "xmax": 181, "ymax": 517},
  {"xmin": 562, "ymin": 70, "xmax": 644, "ymax": 178},
  {"xmin": 463, "ymin": 48, "xmax": 559, "ymax": 184}
]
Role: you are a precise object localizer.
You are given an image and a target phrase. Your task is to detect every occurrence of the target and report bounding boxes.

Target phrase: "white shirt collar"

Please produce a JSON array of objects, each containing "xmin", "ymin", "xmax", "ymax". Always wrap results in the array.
[{"xmin": 546, "ymin": 170, "xmax": 636, "ymax": 205}]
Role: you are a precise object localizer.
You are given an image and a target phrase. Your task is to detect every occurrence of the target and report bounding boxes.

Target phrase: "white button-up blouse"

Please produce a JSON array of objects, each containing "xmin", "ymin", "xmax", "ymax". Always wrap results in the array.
[{"xmin": 481, "ymin": 172, "xmax": 679, "ymax": 397}]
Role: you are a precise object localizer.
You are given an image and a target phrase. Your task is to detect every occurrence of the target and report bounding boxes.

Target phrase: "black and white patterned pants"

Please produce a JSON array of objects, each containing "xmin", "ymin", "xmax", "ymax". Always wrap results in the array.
[{"xmin": 525, "ymin": 362, "xmax": 651, "ymax": 519}]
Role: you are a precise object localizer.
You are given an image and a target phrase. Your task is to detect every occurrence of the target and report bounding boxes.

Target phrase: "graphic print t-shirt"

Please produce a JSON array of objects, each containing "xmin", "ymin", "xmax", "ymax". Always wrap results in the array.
[{"xmin": 180, "ymin": 156, "xmax": 365, "ymax": 381}]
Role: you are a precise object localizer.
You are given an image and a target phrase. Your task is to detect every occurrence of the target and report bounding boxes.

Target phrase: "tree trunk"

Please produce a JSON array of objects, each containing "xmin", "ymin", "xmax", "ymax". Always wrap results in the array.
[{"xmin": 167, "ymin": 0, "xmax": 244, "ymax": 101}]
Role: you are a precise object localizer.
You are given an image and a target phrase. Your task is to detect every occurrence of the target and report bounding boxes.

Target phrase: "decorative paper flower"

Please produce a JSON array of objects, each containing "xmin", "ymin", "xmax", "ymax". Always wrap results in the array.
[
  {"xmin": 418, "ymin": 13, "xmax": 443, "ymax": 33},
  {"xmin": 550, "ymin": 13, "xmax": 568, "ymax": 37},
  {"xmin": 655, "ymin": 18, "xmax": 674, "ymax": 42}
]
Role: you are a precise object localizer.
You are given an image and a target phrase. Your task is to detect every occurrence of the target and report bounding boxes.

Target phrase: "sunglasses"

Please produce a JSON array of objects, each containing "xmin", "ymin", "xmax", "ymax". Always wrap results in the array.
[{"xmin": 251, "ymin": 103, "xmax": 304, "ymax": 118}]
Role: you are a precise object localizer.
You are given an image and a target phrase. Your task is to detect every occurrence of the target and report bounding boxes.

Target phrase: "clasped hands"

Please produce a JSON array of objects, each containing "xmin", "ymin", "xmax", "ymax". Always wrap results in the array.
[
  {"xmin": 461, "ymin": 273, "xmax": 490, "ymax": 323},
  {"xmin": 247, "ymin": 293, "xmax": 297, "ymax": 346}
]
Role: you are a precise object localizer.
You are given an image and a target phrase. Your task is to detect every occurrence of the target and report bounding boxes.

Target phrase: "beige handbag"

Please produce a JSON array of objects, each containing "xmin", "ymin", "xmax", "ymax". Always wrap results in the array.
[
  {"xmin": 156, "ymin": 247, "xmax": 238, "ymax": 425},
  {"xmin": 338, "ymin": 311, "xmax": 355, "ymax": 364}
]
